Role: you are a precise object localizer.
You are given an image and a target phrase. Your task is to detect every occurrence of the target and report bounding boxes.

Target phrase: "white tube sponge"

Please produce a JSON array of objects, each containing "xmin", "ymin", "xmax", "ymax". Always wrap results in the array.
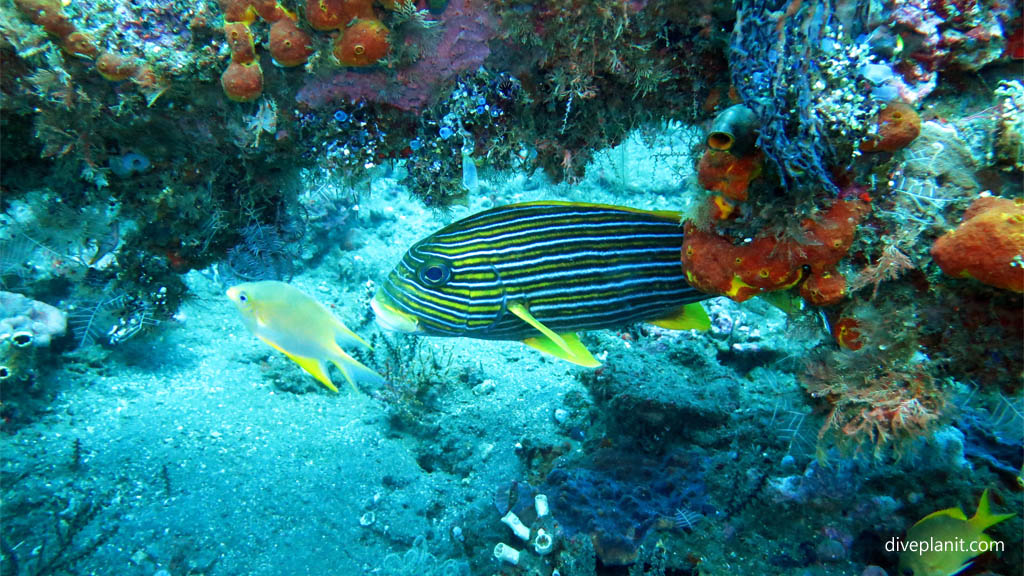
[
  {"xmin": 532, "ymin": 528, "xmax": 554, "ymax": 555},
  {"xmin": 501, "ymin": 510, "xmax": 530, "ymax": 541},
  {"xmin": 493, "ymin": 543, "xmax": 521, "ymax": 565},
  {"xmin": 0, "ymin": 291, "xmax": 66, "ymax": 347},
  {"xmin": 534, "ymin": 493, "xmax": 549, "ymax": 518}
]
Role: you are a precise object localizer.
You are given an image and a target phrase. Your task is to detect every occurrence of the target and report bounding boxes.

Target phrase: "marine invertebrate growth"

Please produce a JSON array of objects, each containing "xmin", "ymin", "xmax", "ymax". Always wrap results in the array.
[
  {"xmin": 931, "ymin": 195, "xmax": 1024, "ymax": 292},
  {"xmin": 859, "ymin": 101, "xmax": 921, "ymax": 153},
  {"xmin": 682, "ymin": 200, "xmax": 870, "ymax": 306},
  {"xmin": 729, "ymin": 0, "xmax": 838, "ymax": 192},
  {"xmin": 296, "ymin": 0, "xmax": 496, "ymax": 111},
  {"xmin": 803, "ymin": 353, "xmax": 949, "ymax": 458},
  {"xmin": 218, "ymin": 0, "xmax": 313, "ymax": 101}
]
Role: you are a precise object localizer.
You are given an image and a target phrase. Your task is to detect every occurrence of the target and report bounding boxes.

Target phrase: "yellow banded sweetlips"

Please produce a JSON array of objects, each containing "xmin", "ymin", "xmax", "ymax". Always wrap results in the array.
[{"xmin": 371, "ymin": 201, "xmax": 713, "ymax": 366}]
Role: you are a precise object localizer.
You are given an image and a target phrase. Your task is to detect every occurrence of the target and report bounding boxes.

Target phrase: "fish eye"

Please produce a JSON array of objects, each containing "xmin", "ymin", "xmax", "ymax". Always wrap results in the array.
[
  {"xmin": 238, "ymin": 292, "xmax": 248, "ymax": 303},
  {"xmin": 418, "ymin": 262, "xmax": 451, "ymax": 286}
]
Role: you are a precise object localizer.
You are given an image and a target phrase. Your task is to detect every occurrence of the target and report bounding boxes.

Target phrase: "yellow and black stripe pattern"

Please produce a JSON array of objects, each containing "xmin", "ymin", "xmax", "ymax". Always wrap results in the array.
[{"xmin": 375, "ymin": 201, "xmax": 710, "ymax": 340}]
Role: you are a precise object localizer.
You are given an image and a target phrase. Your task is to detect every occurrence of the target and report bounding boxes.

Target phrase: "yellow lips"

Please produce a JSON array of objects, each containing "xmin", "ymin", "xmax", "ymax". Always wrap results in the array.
[{"xmin": 371, "ymin": 289, "xmax": 421, "ymax": 333}]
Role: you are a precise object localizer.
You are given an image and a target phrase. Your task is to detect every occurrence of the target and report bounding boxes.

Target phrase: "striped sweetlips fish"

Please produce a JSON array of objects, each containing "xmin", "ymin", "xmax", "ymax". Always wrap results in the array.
[{"xmin": 371, "ymin": 201, "xmax": 712, "ymax": 367}]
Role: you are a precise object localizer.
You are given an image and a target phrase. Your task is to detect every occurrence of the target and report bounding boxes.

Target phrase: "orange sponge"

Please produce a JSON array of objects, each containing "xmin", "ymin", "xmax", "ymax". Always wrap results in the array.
[
  {"xmin": 221, "ymin": 60, "xmax": 264, "ymax": 102},
  {"xmin": 333, "ymin": 18, "xmax": 390, "ymax": 66},
  {"xmin": 270, "ymin": 17, "xmax": 314, "ymax": 67},
  {"xmin": 859, "ymin": 102, "xmax": 921, "ymax": 153},
  {"xmin": 697, "ymin": 148, "xmax": 763, "ymax": 203},
  {"xmin": 931, "ymin": 196, "xmax": 1024, "ymax": 292}
]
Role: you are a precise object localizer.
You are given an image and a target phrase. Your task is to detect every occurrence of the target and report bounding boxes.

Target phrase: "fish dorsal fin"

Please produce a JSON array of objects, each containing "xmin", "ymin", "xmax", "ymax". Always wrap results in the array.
[
  {"xmin": 916, "ymin": 507, "xmax": 968, "ymax": 526},
  {"xmin": 515, "ymin": 200, "xmax": 683, "ymax": 223},
  {"xmin": 970, "ymin": 488, "xmax": 1016, "ymax": 532},
  {"xmin": 523, "ymin": 332, "xmax": 601, "ymax": 368},
  {"xmin": 508, "ymin": 302, "xmax": 600, "ymax": 367},
  {"xmin": 649, "ymin": 303, "xmax": 711, "ymax": 331}
]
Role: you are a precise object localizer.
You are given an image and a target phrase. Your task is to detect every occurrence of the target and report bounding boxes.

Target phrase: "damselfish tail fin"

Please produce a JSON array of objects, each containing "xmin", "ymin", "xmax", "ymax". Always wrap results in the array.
[
  {"xmin": 969, "ymin": 488, "xmax": 1015, "ymax": 532},
  {"xmin": 330, "ymin": 349, "xmax": 386, "ymax": 393}
]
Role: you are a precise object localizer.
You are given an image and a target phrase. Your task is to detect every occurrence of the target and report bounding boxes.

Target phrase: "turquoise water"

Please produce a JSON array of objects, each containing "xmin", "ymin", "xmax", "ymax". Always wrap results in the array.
[{"xmin": 1, "ymin": 1, "xmax": 1023, "ymax": 575}]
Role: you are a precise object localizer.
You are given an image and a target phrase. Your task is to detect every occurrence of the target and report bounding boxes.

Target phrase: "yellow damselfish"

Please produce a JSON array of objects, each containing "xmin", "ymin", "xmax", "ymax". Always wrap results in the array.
[
  {"xmin": 898, "ymin": 488, "xmax": 1015, "ymax": 576},
  {"xmin": 226, "ymin": 281, "xmax": 384, "ymax": 392}
]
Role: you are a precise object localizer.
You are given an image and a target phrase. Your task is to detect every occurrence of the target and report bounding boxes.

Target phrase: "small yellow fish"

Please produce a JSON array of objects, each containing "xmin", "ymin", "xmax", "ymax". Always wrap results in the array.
[
  {"xmin": 226, "ymin": 281, "xmax": 384, "ymax": 392},
  {"xmin": 897, "ymin": 489, "xmax": 1015, "ymax": 576}
]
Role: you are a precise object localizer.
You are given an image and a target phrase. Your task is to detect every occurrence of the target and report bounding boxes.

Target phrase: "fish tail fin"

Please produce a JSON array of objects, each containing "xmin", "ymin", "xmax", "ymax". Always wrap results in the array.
[
  {"xmin": 330, "ymin": 349, "xmax": 386, "ymax": 394},
  {"xmin": 333, "ymin": 319, "xmax": 372, "ymax": 351},
  {"xmin": 970, "ymin": 488, "xmax": 1015, "ymax": 532}
]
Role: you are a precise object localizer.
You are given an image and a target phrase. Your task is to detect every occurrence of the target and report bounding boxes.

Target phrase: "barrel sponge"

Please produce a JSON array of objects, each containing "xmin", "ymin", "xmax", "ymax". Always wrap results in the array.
[
  {"xmin": 306, "ymin": 0, "xmax": 374, "ymax": 31},
  {"xmin": 95, "ymin": 51, "xmax": 139, "ymax": 81},
  {"xmin": 219, "ymin": 0, "xmax": 258, "ymax": 23},
  {"xmin": 269, "ymin": 18, "xmax": 314, "ymax": 67},
  {"xmin": 859, "ymin": 102, "xmax": 921, "ymax": 153},
  {"xmin": 0, "ymin": 291, "xmax": 67, "ymax": 347},
  {"xmin": 224, "ymin": 21, "xmax": 257, "ymax": 64},
  {"xmin": 931, "ymin": 196, "xmax": 1024, "ymax": 292},
  {"xmin": 252, "ymin": 0, "xmax": 293, "ymax": 22},
  {"xmin": 13, "ymin": 0, "xmax": 75, "ymax": 38},
  {"xmin": 221, "ymin": 60, "xmax": 264, "ymax": 102},
  {"xmin": 60, "ymin": 31, "xmax": 99, "ymax": 58},
  {"xmin": 333, "ymin": 18, "xmax": 390, "ymax": 66}
]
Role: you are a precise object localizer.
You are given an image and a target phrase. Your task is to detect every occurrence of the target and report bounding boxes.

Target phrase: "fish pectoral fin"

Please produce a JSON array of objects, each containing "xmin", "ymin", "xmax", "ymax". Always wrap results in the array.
[
  {"xmin": 508, "ymin": 302, "xmax": 568, "ymax": 352},
  {"xmin": 523, "ymin": 333, "xmax": 601, "ymax": 368},
  {"xmin": 507, "ymin": 302, "xmax": 600, "ymax": 367},
  {"xmin": 282, "ymin": 351, "xmax": 339, "ymax": 393},
  {"xmin": 649, "ymin": 302, "xmax": 711, "ymax": 331},
  {"xmin": 330, "ymin": 348, "xmax": 386, "ymax": 394}
]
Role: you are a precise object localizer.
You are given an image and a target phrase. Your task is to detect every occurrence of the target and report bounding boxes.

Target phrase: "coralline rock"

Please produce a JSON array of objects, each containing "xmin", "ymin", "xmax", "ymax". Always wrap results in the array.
[
  {"xmin": 0, "ymin": 291, "xmax": 67, "ymax": 347},
  {"xmin": 296, "ymin": 0, "xmax": 497, "ymax": 111}
]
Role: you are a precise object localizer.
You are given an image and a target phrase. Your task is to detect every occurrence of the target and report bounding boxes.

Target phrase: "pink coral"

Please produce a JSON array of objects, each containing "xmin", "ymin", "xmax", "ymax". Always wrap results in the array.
[{"xmin": 296, "ymin": 0, "xmax": 496, "ymax": 111}]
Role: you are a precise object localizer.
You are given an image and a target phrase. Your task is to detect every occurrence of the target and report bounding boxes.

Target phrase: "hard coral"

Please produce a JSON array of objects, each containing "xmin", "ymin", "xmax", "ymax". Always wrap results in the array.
[
  {"xmin": 221, "ymin": 60, "xmax": 264, "ymax": 102},
  {"xmin": 859, "ymin": 102, "xmax": 921, "ymax": 152},
  {"xmin": 333, "ymin": 18, "xmax": 390, "ymax": 67},
  {"xmin": 269, "ymin": 18, "xmax": 314, "ymax": 67},
  {"xmin": 931, "ymin": 196, "xmax": 1024, "ymax": 293},
  {"xmin": 681, "ymin": 200, "xmax": 869, "ymax": 306}
]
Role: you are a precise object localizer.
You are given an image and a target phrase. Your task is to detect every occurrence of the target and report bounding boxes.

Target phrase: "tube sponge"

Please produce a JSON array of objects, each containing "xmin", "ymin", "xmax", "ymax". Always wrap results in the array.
[{"xmin": 0, "ymin": 291, "xmax": 67, "ymax": 347}]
